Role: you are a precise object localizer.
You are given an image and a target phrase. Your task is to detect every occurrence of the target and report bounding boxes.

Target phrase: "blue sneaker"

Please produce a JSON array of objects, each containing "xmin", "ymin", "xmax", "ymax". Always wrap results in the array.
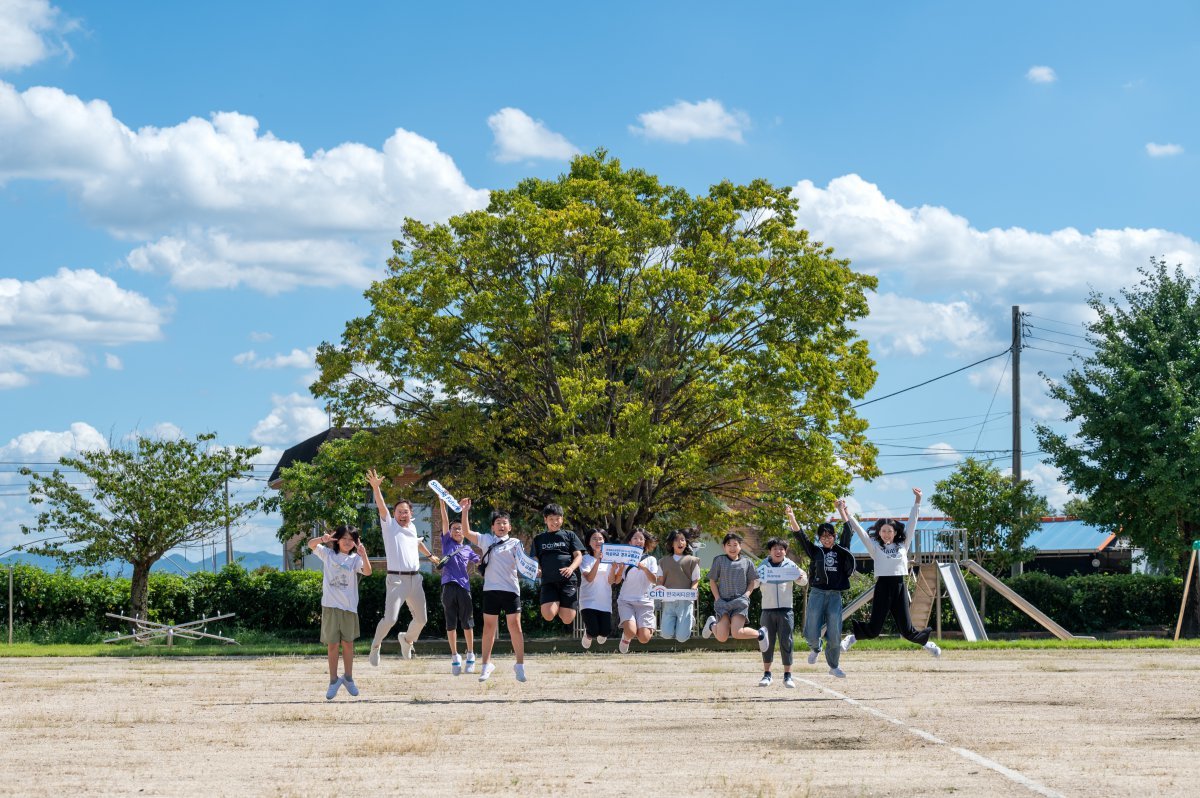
[
  {"xmin": 325, "ymin": 677, "xmax": 343, "ymax": 700},
  {"xmin": 342, "ymin": 676, "xmax": 359, "ymax": 697}
]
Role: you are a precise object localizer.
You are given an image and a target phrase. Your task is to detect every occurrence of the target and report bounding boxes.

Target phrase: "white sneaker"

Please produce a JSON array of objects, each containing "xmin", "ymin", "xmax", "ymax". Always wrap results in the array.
[
  {"xmin": 829, "ymin": 666, "xmax": 846, "ymax": 678},
  {"xmin": 451, "ymin": 654, "xmax": 462, "ymax": 676},
  {"xmin": 619, "ymin": 637, "xmax": 630, "ymax": 654},
  {"xmin": 514, "ymin": 663, "xmax": 527, "ymax": 682},
  {"xmin": 478, "ymin": 662, "xmax": 496, "ymax": 682},
  {"xmin": 925, "ymin": 641, "xmax": 942, "ymax": 658},
  {"xmin": 596, "ymin": 636, "xmax": 607, "ymax": 644},
  {"xmin": 581, "ymin": 634, "xmax": 592, "ymax": 649},
  {"xmin": 701, "ymin": 616, "xmax": 716, "ymax": 639},
  {"xmin": 783, "ymin": 675, "xmax": 796, "ymax": 688},
  {"xmin": 464, "ymin": 655, "xmax": 476, "ymax": 673},
  {"xmin": 342, "ymin": 676, "xmax": 359, "ymax": 697},
  {"xmin": 758, "ymin": 674, "xmax": 772, "ymax": 687},
  {"xmin": 757, "ymin": 626, "xmax": 770, "ymax": 653},
  {"xmin": 807, "ymin": 648, "xmax": 820, "ymax": 665},
  {"xmin": 325, "ymin": 677, "xmax": 343, "ymax": 700},
  {"xmin": 840, "ymin": 634, "xmax": 856, "ymax": 653},
  {"xmin": 399, "ymin": 635, "xmax": 415, "ymax": 660},
  {"xmin": 368, "ymin": 645, "xmax": 381, "ymax": 667}
]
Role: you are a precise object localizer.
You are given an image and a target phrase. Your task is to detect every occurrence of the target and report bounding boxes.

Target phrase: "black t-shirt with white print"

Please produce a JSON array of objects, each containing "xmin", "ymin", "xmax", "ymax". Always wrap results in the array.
[{"xmin": 531, "ymin": 529, "xmax": 585, "ymax": 584}]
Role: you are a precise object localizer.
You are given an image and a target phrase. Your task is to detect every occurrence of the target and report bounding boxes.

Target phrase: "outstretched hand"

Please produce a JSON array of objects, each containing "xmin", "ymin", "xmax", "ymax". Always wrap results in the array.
[
  {"xmin": 365, "ymin": 468, "xmax": 383, "ymax": 489},
  {"xmin": 460, "ymin": 497, "xmax": 472, "ymax": 512},
  {"xmin": 784, "ymin": 506, "xmax": 797, "ymax": 523},
  {"xmin": 912, "ymin": 487, "xmax": 922, "ymax": 502}
]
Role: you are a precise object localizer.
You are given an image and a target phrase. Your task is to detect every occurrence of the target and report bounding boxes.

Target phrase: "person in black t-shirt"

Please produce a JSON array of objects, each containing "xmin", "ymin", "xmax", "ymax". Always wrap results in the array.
[{"xmin": 531, "ymin": 503, "xmax": 585, "ymax": 626}]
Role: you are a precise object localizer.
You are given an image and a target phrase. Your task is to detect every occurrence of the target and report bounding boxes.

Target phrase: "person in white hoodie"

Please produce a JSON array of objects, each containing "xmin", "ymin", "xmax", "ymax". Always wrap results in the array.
[{"xmin": 836, "ymin": 489, "xmax": 940, "ymax": 658}]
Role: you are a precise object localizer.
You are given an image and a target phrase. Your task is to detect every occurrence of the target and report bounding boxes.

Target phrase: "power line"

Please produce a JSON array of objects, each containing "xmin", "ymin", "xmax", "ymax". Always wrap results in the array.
[
  {"xmin": 868, "ymin": 411, "xmax": 1013, "ymax": 431},
  {"xmin": 1025, "ymin": 334, "xmax": 1098, "ymax": 353},
  {"xmin": 877, "ymin": 451, "xmax": 1046, "ymax": 477},
  {"xmin": 871, "ymin": 413, "xmax": 1011, "ymax": 443},
  {"xmin": 1025, "ymin": 324, "xmax": 1092, "ymax": 343},
  {"xmin": 1025, "ymin": 313, "xmax": 1089, "ymax": 331},
  {"xmin": 852, "ymin": 349, "xmax": 1011, "ymax": 409},
  {"xmin": 974, "ymin": 351, "xmax": 1010, "ymax": 450}
]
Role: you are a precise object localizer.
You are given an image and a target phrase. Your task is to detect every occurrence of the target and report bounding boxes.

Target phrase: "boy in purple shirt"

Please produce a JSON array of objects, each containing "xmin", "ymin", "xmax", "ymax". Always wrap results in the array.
[{"xmin": 438, "ymin": 497, "xmax": 481, "ymax": 675}]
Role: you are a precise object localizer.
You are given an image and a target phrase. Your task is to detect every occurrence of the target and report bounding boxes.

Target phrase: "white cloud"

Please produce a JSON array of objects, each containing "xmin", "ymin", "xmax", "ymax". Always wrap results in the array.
[
  {"xmin": 923, "ymin": 442, "xmax": 960, "ymax": 466},
  {"xmin": 0, "ymin": 268, "xmax": 164, "ymax": 387},
  {"xmin": 103, "ymin": 352, "xmax": 122, "ymax": 370},
  {"xmin": 249, "ymin": 331, "xmax": 273, "ymax": 342},
  {"xmin": 123, "ymin": 422, "xmax": 185, "ymax": 442},
  {"xmin": 1007, "ymin": 461, "xmax": 1074, "ymax": 514},
  {"xmin": 233, "ymin": 347, "xmax": 315, "ymax": 370},
  {"xmin": 790, "ymin": 174, "xmax": 1199, "ymax": 300},
  {"xmin": 487, "ymin": 107, "xmax": 579, "ymax": 163},
  {"xmin": 0, "ymin": 81, "xmax": 490, "ymax": 292},
  {"xmin": 859, "ymin": 293, "xmax": 992, "ymax": 356},
  {"xmin": 630, "ymin": 99, "xmax": 750, "ymax": 143},
  {"xmin": 1146, "ymin": 142, "xmax": 1183, "ymax": 158},
  {"xmin": 1026, "ymin": 66, "xmax": 1057, "ymax": 84},
  {"xmin": 0, "ymin": 0, "xmax": 73, "ymax": 71},
  {"xmin": 0, "ymin": 422, "xmax": 108, "ymax": 484},
  {"xmin": 250, "ymin": 393, "xmax": 327, "ymax": 446}
]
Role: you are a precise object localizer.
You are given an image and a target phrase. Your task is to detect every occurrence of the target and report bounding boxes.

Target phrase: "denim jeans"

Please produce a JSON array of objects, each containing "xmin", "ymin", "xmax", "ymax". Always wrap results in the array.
[
  {"xmin": 659, "ymin": 599, "xmax": 695, "ymax": 642},
  {"xmin": 804, "ymin": 587, "xmax": 843, "ymax": 668}
]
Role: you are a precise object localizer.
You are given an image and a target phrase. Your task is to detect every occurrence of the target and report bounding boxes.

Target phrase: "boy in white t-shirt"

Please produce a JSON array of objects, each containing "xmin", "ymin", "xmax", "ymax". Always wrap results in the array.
[
  {"xmin": 460, "ymin": 498, "xmax": 528, "ymax": 683},
  {"xmin": 308, "ymin": 525, "xmax": 372, "ymax": 700}
]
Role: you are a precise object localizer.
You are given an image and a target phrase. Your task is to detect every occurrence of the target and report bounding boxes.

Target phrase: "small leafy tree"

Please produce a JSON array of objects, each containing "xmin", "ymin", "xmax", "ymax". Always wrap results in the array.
[
  {"xmin": 932, "ymin": 457, "xmax": 1049, "ymax": 574},
  {"xmin": 21, "ymin": 432, "xmax": 267, "ymax": 621},
  {"xmin": 1037, "ymin": 258, "xmax": 1200, "ymax": 633}
]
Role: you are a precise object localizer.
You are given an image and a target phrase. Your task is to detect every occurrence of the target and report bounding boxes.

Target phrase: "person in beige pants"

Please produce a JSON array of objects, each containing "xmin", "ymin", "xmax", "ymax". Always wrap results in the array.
[{"xmin": 366, "ymin": 469, "xmax": 440, "ymax": 665}]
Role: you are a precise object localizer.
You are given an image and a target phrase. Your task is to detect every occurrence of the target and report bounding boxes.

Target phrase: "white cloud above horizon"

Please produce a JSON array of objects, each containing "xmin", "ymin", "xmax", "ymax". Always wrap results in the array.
[
  {"xmin": 250, "ymin": 393, "xmax": 327, "ymax": 446},
  {"xmin": 0, "ymin": 0, "xmax": 73, "ymax": 71},
  {"xmin": 487, "ymin": 107, "xmax": 579, "ymax": 163},
  {"xmin": 859, "ymin": 293, "xmax": 994, "ymax": 356},
  {"xmin": 234, "ymin": 347, "xmax": 316, "ymax": 370},
  {"xmin": 1026, "ymin": 65, "xmax": 1057, "ymax": 84},
  {"xmin": 0, "ymin": 268, "xmax": 165, "ymax": 388},
  {"xmin": 1146, "ymin": 142, "xmax": 1184, "ymax": 157},
  {"xmin": 630, "ymin": 99, "xmax": 750, "ymax": 143}
]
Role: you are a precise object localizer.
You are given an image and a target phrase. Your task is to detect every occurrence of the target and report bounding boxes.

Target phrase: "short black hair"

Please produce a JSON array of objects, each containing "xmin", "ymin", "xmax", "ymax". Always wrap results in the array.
[
  {"xmin": 542, "ymin": 503, "xmax": 564, "ymax": 518},
  {"xmin": 722, "ymin": 532, "xmax": 744, "ymax": 545},
  {"xmin": 490, "ymin": 510, "xmax": 511, "ymax": 525},
  {"xmin": 392, "ymin": 498, "xmax": 413, "ymax": 512},
  {"xmin": 816, "ymin": 522, "xmax": 836, "ymax": 538},
  {"xmin": 765, "ymin": 537, "xmax": 789, "ymax": 551}
]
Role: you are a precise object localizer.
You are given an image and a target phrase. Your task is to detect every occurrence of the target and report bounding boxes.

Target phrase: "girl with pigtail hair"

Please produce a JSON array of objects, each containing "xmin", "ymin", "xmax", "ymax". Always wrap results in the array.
[{"xmin": 836, "ymin": 489, "xmax": 940, "ymax": 658}]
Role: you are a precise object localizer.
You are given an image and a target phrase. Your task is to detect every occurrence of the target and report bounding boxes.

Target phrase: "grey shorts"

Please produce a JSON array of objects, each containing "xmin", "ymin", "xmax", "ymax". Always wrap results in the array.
[
  {"xmin": 714, "ymin": 595, "xmax": 750, "ymax": 620},
  {"xmin": 617, "ymin": 599, "xmax": 656, "ymax": 629},
  {"xmin": 320, "ymin": 606, "xmax": 360, "ymax": 644}
]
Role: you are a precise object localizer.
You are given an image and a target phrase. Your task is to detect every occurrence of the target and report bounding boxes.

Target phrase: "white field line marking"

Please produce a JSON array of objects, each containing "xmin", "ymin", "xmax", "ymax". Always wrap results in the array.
[{"xmin": 795, "ymin": 678, "xmax": 1067, "ymax": 798}]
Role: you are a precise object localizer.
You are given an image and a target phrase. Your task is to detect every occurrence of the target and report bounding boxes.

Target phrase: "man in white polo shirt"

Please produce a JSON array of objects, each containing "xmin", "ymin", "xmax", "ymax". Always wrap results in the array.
[{"xmin": 366, "ymin": 468, "xmax": 440, "ymax": 666}]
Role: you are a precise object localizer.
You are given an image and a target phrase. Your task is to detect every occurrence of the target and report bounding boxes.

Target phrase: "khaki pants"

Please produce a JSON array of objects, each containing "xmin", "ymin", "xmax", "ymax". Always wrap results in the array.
[{"xmin": 372, "ymin": 573, "xmax": 427, "ymax": 647}]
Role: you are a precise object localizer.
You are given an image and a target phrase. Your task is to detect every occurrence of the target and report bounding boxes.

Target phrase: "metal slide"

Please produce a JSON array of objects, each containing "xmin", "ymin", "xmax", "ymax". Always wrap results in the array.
[
  {"xmin": 962, "ymin": 559, "xmax": 1075, "ymax": 640},
  {"xmin": 938, "ymin": 562, "xmax": 988, "ymax": 641},
  {"xmin": 840, "ymin": 584, "xmax": 874, "ymax": 622}
]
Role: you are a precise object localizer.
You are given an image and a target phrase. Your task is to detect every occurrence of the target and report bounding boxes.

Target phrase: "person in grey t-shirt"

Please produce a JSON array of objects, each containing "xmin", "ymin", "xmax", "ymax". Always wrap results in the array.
[{"xmin": 702, "ymin": 532, "xmax": 768, "ymax": 654}]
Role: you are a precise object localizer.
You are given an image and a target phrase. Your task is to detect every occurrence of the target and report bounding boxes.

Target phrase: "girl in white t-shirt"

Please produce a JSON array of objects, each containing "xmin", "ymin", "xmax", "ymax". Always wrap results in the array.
[
  {"xmin": 308, "ymin": 525, "xmax": 372, "ymax": 700},
  {"xmin": 612, "ymin": 528, "xmax": 660, "ymax": 654},
  {"xmin": 579, "ymin": 529, "xmax": 614, "ymax": 649}
]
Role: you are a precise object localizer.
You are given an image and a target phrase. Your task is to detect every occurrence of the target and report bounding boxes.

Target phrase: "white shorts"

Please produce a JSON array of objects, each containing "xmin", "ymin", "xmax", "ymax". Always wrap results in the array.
[{"xmin": 617, "ymin": 599, "xmax": 656, "ymax": 630}]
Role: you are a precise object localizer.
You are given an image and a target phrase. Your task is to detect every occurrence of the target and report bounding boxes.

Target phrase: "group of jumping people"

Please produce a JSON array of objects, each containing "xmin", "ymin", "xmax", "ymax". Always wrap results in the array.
[{"xmin": 309, "ymin": 471, "xmax": 939, "ymax": 699}]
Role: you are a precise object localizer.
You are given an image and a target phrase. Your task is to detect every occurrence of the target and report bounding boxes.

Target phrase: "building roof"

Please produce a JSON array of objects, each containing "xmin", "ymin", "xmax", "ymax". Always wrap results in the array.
[
  {"xmin": 844, "ymin": 516, "xmax": 1116, "ymax": 556},
  {"xmin": 267, "ymin": 427, "xmax": 368, "ymax": 487}
]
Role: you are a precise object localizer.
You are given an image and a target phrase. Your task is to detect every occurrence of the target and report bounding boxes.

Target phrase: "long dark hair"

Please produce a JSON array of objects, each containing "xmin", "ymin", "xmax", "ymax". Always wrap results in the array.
[
  {"xmin": 663, "ymin": 527, "xmax": 700, "ymax": 556},
  {"xmin": 869, "ymin": 518, "xmax": 907, "ymax": 545},
  {"xmin": 586, "ymin": 528, "xmax": 609, "ymax": 558},
  {"xmin": 329, "ymin": 524, "xmax": 361, "ymax": 552}
]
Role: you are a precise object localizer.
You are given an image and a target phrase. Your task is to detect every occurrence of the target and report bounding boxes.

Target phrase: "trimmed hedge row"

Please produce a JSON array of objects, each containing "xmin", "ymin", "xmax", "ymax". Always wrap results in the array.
[{"xmin": 0, "ymin": 564, "xmax": 1183, "ymax": 640}]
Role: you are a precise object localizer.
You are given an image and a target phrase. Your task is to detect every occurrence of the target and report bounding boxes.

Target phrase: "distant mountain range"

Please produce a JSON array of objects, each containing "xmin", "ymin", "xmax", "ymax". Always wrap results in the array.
[{"xmin": 0, "ymin": 550, "xmax": 283, "ymax": 577}]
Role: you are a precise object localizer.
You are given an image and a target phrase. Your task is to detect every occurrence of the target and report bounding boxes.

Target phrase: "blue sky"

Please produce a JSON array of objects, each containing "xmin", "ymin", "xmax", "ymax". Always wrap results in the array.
[{"xmin": 2, "ymin": 0, "xmax": 1197, "ymax": 555}]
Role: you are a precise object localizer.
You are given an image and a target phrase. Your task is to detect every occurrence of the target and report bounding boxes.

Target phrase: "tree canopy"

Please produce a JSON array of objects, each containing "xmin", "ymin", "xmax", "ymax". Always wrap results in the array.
[
  {"xmin": 1036, "ymin": 258, "xmax": 1200, "ymax": 615},
  {"xmin": 312, "ymin": 152, "xmax": 879, "ymax": 535},
  {"xmin": 931, "ymin": 457, "xmax": 1048, "ymax": 574},
  {"xmin": 21, "ymin": 432, "xmax": 267, "ymax": 621}
]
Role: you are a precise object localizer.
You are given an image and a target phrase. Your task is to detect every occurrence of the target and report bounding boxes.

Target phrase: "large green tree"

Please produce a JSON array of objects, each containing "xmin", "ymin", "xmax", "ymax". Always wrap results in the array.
[
  {"xmin": 21, "ymin": 433, "xmax": 267, "ymax": 621},
  {"xmin": 931, "ymin": 457, "xmax": 1049, "ymax": 574},
  {"xmin": 1037, "ymin": 258, "xmax": 1200, "ymax": 632},
  {"xmin": 313, "ymin": 153, "xmax": 879, "ymax": 535}
]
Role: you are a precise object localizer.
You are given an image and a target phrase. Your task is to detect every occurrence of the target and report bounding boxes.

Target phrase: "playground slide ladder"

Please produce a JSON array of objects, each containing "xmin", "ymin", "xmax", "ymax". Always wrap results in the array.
[
  {"xmin": 909, "ymin": 565, "xmax": 939, "ymax": 630},
  {"xmin": 938, "ymin": 562, "xmax": 988, "ymax": 642},
  {"xmin": 961, "ymin": 559, "xmax": 1075, "ymax": 641}
]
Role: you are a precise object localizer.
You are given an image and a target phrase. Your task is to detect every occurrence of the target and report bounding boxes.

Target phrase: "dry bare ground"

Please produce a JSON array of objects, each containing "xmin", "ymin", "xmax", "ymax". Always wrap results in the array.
[{"xmin": 0, "ymin": 648, "xmax": 1197, "ymax": 797}]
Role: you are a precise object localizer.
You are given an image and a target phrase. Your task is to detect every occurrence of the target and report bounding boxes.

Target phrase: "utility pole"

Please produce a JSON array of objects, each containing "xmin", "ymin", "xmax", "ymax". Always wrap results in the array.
[
  {"xmin": 1012, "ymin": 305, "xmax": 1023, "ymax": 577},
  {"xmin": 224, "ymin": 476, "xmax": 233, "ymax": 568}
]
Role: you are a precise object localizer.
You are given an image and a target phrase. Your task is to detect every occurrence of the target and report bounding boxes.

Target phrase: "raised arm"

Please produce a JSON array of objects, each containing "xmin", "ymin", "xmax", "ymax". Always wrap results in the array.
[
  {"xmin": 308, "ymin": 532, "xmax": 333, "ymax": 552},
  {"xmin": 438, "ymin": 497, "xmax": 450, "ymax": 541},
  {"xmin": 836, "ymin": 498, "xmax": 872, "ymax": 549},
  {"xmin": 357, "ymin": 539, "xmax": 372, "ymax": 576},
  {"xmin": 904, "ymin": 488, "xmax": 922, "ymax": 551},
  {"xmin": 786, "ymin": 506, "xmax": 818, "ymax": 557},
  {"xmin": 584, "ymin": 554, "xmax": 603, "ymax": 583},
  {"xmin": 365, "ymin": 469, "xmax": 390, "ymax": 525},
  {"xmin": 459, "ymin": 498, "xmax": 481, "ymax": 545}
]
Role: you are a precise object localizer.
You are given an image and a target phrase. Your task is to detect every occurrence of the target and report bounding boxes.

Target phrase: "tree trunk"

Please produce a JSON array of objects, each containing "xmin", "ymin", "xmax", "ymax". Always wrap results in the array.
[{"xmin": 130, "ymin": 560, "xmax": 152, "ymax": 624}]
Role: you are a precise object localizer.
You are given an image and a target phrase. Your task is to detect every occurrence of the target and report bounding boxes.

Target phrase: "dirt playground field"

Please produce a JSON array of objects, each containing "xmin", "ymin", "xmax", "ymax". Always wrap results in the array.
[{"xmin": 0, "ymin": 648, "xmax": 1197, "ymax": 797}]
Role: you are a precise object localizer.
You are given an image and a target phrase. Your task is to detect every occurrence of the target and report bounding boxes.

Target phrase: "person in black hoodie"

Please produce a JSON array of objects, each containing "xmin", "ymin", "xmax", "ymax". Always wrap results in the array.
[{"xmin": 786, "ymin": 506, "xmax": 855, "ymax": 678}]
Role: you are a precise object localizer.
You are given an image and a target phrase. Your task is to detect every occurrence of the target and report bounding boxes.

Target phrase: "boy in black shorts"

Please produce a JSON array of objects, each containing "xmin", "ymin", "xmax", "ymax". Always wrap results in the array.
[{"xmin": 531, "ymin": 503, "xmax": 585, "ymax": 626}]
